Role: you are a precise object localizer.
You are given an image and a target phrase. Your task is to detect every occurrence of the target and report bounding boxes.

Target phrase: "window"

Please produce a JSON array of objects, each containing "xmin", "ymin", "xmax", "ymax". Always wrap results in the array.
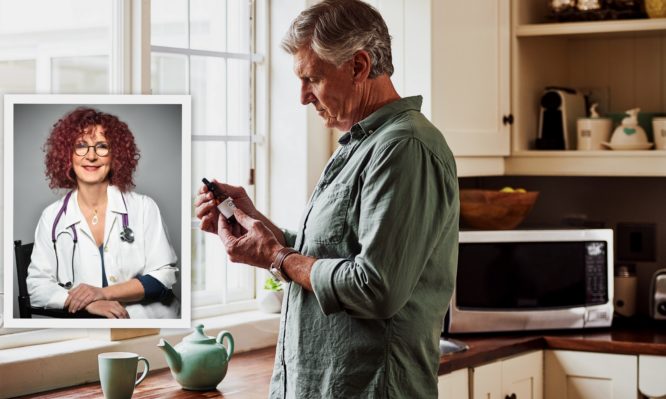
[
  {"xmin": 151, "ymin": 0, "xmax": 266, "ymax": 317},
  {"xmin": 0, "ymin": 0, "xmax": 112, "ymax": 93},
  {"xmin": 0, "ymin": 0, "xmax": 112, "ymax": 338}
]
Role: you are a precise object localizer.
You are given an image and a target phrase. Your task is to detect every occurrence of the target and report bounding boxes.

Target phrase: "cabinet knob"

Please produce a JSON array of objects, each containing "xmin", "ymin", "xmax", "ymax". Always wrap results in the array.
[
  {"xmin": 502, "ymin": 114, "xmax": 514, "ymax": 125},
  {"xmin": 504, "ymin": 394, "xmax": 517, "ymax": 399}
]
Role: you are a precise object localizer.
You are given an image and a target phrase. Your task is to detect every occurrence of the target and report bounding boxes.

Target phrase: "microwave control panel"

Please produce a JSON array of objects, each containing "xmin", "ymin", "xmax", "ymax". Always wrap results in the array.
[{"xmin": 585, "ymin": 241, "xmax": 608, "ymax": 305}]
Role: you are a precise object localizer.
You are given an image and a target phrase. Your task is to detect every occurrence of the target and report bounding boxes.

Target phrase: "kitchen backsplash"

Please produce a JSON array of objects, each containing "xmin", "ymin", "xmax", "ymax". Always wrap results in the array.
[{"xmin": 459, "ymin": 176, "xmax": 666, "ymax": 317}]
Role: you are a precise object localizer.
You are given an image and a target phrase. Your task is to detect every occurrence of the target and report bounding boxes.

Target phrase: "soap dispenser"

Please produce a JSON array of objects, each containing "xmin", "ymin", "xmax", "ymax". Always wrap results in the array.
[{"xmin": 603, "ymin": 108, "xmax": 653, "ymax": 150}]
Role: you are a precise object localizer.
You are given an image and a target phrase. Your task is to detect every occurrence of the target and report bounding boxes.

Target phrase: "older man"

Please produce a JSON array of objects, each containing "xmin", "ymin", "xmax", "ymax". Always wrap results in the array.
[{"xmin": 195, "ymin": 0, "xmax": 459, "ymax": 397}]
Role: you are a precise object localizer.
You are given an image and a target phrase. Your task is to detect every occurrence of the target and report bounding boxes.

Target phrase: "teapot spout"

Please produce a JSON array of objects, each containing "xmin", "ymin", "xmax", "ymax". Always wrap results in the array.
[{"xmin": 157, "ymin": 338, "xmax": 182, "ymax": 373}]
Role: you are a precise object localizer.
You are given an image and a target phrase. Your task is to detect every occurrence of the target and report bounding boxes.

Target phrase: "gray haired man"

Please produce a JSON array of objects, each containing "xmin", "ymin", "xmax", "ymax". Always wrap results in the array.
[{"xmin": 195, "ymin": 0, "xmax": 459, "ymax": 397}]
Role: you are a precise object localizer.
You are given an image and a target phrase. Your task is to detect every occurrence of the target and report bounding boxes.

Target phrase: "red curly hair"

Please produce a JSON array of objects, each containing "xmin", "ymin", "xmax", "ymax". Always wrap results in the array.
[{"xmin": 44, "ymin": 107, "xmax": 140, "ymax": 192}]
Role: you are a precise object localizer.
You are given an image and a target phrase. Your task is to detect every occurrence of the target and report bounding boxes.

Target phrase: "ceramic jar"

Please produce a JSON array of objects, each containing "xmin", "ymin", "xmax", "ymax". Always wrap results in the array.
[{"xmin": 646, "ymin": 0, "xmax": 666, "ymax": 18}]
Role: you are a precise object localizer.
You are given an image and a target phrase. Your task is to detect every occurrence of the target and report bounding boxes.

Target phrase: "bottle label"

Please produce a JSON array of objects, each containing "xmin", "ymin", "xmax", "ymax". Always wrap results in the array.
[{"xmin": 217, "ymin": 197, "xmax": 236, "ymax": 219}]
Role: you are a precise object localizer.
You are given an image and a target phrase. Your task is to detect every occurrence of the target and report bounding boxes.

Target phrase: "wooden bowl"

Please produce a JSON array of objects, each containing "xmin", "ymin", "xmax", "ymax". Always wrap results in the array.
[{"xmin": 460, "ymin": 189, "xmax": 539, "ymax": 230}]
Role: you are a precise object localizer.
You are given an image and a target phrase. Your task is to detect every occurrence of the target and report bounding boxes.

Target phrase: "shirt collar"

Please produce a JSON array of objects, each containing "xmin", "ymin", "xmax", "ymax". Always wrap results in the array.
[
  {"xmin": 337, "ymin": 96, "xmax": 423, "ymax": 145},
  {"xmin": 107, "ymin": 185, "xmax": 128, "ymax": 215}
]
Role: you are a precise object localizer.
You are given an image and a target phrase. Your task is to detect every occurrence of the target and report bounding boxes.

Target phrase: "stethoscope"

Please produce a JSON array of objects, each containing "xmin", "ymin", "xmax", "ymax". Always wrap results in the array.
[{"xmin": 51, "ymin": 190, "xmax": 134, "ymax": 289}]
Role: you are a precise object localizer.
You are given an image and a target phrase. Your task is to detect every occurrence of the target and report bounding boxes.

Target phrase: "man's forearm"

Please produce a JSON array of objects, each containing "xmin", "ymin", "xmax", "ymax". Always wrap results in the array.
[{"xmin": 281, "ymin": 253, "xmax": 317, "ymax": 291}]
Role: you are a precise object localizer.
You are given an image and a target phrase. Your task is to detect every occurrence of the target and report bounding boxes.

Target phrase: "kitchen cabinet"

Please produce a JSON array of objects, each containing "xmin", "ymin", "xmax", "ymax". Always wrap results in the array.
[
  {"xmin": 505, "ymin": 1, "xmax": 666, "ymax": 176},
  {"xmin": 544, "ymin": 350, "xmax": 637, "ymax": 399},
  {"xmin": 471, "ymin": 350, "xmax": 543, "ymax": 399},
  {"xmin": 639, "ymin": 355, "xmax": 666, "ymax": 398},
  {"xmin": 431, "ymin": 0, "xmax": 511, "ymax": 160},
  {"xmin": 438, "ymin": 368, "xmax": 469, "ymax": 399}
]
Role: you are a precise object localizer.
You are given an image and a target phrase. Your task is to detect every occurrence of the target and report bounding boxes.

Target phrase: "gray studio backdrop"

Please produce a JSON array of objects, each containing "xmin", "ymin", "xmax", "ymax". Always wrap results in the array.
[{"xmin": 12, "ymin": 103, "xmax": 183, "ymax": 317}]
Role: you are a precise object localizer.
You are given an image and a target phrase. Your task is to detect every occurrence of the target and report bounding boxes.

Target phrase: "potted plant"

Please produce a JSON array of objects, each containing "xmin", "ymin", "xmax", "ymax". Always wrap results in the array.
[{"xmin": 258, "ymin": 276, "xmax": 284, "ymax": 313}]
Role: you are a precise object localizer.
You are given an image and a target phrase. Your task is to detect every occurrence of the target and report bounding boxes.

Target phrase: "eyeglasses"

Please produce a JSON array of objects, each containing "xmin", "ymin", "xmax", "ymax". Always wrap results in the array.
[{"xmin": 74, "ymin": 142, "xmax": 110, "ymax": 157}]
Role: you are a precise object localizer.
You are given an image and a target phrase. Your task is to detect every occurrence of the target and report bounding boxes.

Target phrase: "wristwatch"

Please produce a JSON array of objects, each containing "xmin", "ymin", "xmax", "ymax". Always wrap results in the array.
[{"xmin": 269, "ymin": 247, "xmax": 299, "ymax": 283}]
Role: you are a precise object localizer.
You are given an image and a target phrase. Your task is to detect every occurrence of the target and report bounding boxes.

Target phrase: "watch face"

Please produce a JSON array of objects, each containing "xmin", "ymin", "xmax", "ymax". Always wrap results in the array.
[{"xmin": 269, "ymin": 267, "xmax": 285, "ymax": 282}]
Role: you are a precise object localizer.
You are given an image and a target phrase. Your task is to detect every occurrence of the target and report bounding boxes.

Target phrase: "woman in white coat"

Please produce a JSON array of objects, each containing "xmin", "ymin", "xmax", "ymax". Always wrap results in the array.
[{"xmin": 27, "ymin": 107, "xmax": 179, "ymax": 319}]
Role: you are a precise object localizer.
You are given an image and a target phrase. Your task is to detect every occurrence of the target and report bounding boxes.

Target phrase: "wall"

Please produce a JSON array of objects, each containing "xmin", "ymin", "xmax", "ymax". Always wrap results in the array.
[{"xmin": 460, "ymin": 175, "xmax": 666, "ymax": 317}]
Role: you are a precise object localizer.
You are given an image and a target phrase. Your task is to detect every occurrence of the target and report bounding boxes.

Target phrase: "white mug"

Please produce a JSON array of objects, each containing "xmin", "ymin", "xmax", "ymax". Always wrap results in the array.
[
  {"xmin": 98, "ymin": 352, "xmax": 149, "ymax": 399},
  {"xmin": 653, "ymin": 117, "xmax": 666, "ymax": 150},
  {"xmin": 577, "ymin": 118, "xmax": 612, "ymax": 150}
]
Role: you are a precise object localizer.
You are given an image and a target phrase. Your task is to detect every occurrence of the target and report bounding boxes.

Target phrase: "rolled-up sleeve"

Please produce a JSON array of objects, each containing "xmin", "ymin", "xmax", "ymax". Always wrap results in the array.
[{"xmin": 310, "ymin": 137, "xmax": 451, "ymax": 319}]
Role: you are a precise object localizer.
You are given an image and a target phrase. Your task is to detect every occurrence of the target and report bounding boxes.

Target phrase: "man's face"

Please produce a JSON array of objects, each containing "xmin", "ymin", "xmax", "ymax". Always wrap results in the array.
[{"xmin": 294, "ymin": 47, "xmax": 357, "ymax": 132}]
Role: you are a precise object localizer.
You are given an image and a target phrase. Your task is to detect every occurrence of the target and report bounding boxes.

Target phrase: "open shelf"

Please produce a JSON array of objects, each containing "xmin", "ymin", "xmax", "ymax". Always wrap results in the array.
[
  {"xmin": 505, "ymin": 150, "xmax": 666, "ymax": 176},
  {"xmin": 516, "ymin": 18, "xmax": 666, "ymax": 38}
]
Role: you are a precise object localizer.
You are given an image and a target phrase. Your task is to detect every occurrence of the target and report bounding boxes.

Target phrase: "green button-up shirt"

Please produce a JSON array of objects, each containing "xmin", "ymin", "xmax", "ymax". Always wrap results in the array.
[{"xmin": 269, "ymin": 96, "xmax": 459, "ymax": 398}]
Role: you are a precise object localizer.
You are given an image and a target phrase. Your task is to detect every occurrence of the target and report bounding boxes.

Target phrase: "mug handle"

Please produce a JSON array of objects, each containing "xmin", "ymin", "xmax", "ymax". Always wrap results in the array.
[
  {"xmin": 135, "ymin": 356, "xmax": 150, "ymax": 387},
  {"xmin": 216, "ymin": 330, "xmax": 234, "ymax": 361}
]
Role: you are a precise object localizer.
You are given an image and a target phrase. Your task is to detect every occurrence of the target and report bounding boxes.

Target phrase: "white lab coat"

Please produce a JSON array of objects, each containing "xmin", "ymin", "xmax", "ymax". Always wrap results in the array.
[{"xmin": 27, "ymin": 185, "xmax": 180, "ymax": 319}]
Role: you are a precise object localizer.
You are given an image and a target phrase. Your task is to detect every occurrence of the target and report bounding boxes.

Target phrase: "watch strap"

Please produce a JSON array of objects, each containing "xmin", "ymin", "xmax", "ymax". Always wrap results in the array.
[{"xmin": 270, "ymin": 247, "xmax": 299, "ymax": 282}]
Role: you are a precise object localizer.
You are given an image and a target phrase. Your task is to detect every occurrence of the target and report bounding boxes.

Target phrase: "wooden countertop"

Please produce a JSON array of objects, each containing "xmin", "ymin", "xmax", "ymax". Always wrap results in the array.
[
  {"xmin": 17, "ymin": 347, "xmax": 276, "ymax": 399},
  {"xmin": 19, "ymin": 319, "xmax": 666, "ymax": 398}
]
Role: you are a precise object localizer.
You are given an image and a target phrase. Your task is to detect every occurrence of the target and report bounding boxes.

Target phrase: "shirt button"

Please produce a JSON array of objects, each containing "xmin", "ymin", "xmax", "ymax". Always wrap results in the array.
[
  {"xmin": 104, "ymin": 246, "xmax": 109, "ymax": 252},
  {"xmin": 109, "ymin": 275, "xmax": 117, "ymax": 283}
]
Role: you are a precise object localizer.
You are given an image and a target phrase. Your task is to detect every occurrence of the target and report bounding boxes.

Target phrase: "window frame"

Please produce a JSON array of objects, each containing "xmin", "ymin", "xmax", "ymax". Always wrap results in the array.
[{"xmin": 148, "ymin": 0, "xmax": 269, "ymax": 316}]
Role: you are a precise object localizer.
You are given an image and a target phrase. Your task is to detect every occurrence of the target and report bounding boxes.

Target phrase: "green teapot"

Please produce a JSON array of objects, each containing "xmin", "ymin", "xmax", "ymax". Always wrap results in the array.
[{"xmin": 157, "ymin": 324, "xmax": 234, "ymax": 390}]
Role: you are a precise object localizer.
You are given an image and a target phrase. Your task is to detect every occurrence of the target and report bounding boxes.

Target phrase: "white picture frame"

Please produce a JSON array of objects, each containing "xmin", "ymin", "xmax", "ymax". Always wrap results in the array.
[{"xmin": 3, "ymin": 94, "xmax": 192, "ymax": 328}]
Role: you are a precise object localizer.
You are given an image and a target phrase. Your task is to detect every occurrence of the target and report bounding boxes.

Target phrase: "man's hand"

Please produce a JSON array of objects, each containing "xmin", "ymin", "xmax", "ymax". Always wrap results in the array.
[
  {"xmin": 85, "ymin": 300, "xmax": 129, "ymax": 319},
  {"xmin": 218, "ymin": 208, "xmax": 282, "ymax": 269},
  {"xmin": 195, "ymin": 180, "xmax": 260, "ymax": 234},
  {"xmin": 64, "ymin": 283, "xmax": 107, "ymax": 313}
]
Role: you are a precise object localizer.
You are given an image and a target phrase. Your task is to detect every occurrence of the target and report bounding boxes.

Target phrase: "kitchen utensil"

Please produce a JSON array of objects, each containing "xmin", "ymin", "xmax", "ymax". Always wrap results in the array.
[
  {"xmin": 158, "ymin": 324, "xmax": 234, "ymax": 390},
  {"xmin": 459, "ymin": 189, "xmax": 539, "ymax": 230},
  {"xmin": 653, "ymin": 117, "xmax": 666, "ymax": 150},
  {"xmin": 577, "ymin": 103, "xmax": 612, "ymax": 150}
]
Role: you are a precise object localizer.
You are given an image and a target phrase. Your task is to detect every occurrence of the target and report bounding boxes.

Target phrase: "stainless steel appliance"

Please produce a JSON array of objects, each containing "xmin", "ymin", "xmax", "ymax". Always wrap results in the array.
[
  {"xmin": 650, "ymin": 269, "xmax": 666, "ymax": 320},
  {"xmin": 446, "ymin": 229, "xmax": 614, "ymax": 334}
]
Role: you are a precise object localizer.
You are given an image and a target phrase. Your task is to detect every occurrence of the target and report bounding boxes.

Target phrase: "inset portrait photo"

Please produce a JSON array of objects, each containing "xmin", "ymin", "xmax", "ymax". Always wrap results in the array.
[{"xmin": 3, "ymin": 94, "xmax": 191, "ymax": 328}]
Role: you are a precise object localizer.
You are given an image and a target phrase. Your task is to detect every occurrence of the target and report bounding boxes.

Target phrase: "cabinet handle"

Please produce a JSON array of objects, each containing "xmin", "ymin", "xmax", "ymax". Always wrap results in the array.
[
  {"xmin": 504, "ymin": 394, "xmax": 517, "ymax": 399},
  {"xmin": 502, "ymin": 114, "xmax": 514, "ymax": 125}
]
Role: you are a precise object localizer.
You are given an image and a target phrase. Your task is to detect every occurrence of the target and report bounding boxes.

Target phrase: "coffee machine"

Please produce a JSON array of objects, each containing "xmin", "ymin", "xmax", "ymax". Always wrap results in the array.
[{"xmin": 536, "ymin": 87, "xmax": 587, "ymax": 150}]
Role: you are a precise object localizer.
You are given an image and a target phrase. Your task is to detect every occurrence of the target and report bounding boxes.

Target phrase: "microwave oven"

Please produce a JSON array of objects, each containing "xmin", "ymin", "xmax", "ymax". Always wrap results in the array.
[{"xmin": 445, "ymin": 229, "xmax": 614, "ymax": 334}]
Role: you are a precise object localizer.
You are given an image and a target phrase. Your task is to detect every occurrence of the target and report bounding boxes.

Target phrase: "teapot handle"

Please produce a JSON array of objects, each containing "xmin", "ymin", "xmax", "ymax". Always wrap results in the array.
[{"xmin": 216, "ymin": 330, "xmax": 234, "ymax": 360}]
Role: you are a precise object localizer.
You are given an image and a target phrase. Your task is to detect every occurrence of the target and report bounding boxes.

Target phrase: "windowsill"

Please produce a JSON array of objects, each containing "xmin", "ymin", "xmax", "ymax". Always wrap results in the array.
[{"xmin": 0, "ymin": 310, "xmax": 281, "ymax": 398}]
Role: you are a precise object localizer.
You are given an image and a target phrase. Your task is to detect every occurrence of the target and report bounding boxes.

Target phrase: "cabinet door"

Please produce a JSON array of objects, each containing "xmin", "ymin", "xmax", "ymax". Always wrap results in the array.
[
  {"xmin": 545, "ymin": 350, "xmax": 638, "ymax": 399},
  {"xmin": 438, "ymin": 368, "xmax": 469, "ymax": 399},
  {"xmin": 431, "ymin": 0, "xmax": 511, "ymax": 157},
  {"xmin": 472, "ymin": 360, "xmax": 502, "ymax": 399},
  {"xmin": 502, "ymin": 350, "xmax": 543, "ymax": 399}
]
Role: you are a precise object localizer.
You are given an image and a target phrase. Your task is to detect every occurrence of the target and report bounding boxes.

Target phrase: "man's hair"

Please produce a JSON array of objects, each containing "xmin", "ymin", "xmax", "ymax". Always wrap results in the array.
[{"xmin": 281, "ymin": 0, "xmax": 393, "ymax": 78}]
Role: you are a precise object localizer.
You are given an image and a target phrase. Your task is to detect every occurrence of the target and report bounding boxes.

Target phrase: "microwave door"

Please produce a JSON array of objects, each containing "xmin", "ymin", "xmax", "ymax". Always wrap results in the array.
[{"xmin": 456, "ymin": 241, "xmax": 608, "ymax": 311}]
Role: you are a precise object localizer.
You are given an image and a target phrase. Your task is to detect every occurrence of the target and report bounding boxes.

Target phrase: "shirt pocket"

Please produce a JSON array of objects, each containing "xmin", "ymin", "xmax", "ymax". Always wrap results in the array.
[{"xmin": 308, "ymin": 183, "xmax": 351, "ymax": 245}]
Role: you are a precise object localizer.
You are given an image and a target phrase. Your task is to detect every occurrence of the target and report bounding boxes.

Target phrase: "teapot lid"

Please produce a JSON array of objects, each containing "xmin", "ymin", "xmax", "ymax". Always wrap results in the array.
[{"xmin": 182, "ymin": 324, "xmax": 215, "ymax": 344}]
